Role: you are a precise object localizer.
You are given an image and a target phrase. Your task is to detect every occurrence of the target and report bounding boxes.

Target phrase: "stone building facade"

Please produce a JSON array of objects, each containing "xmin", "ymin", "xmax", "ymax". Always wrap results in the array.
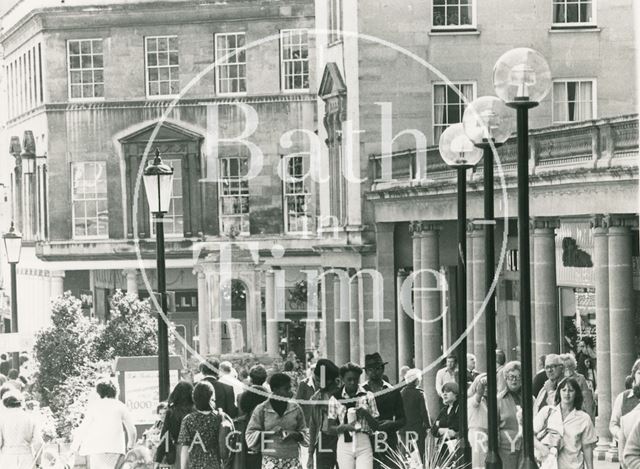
[{"xmin": 1, "ymin": 0, "xmax": 323, "ymax": 362}]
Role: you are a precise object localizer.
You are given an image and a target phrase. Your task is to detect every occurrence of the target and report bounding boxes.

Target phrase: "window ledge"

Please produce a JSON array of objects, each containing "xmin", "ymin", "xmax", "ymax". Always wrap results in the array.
[
  {"xmin": 429, "ymin": 28, "xmax": 479, "ymax": 36},
  {"xmin": 550, "ymin": 25, "xmax": 600, "ymax": 32}
]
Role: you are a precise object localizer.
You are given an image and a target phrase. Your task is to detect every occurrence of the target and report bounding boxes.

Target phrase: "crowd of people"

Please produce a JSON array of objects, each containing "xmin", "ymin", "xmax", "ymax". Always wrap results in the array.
[{"xmin": 1, "ymin": 346, "xmax": 640, "ymax": 469}]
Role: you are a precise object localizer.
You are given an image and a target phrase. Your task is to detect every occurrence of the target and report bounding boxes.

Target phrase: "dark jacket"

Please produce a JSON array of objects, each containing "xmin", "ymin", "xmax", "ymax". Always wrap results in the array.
[
  {"xmin": 154, "ymin": 404, "xmax": 193, "ymax": 464},
  {"xmin": 203, "ymin": 376, "xmax": 239, "ymax": 418},
  {"xmin": 295, "ymin": 377, "xmax": 317, "ymax": 425},
  {"xmin": 532, "ymin": 369, "xmax": 547, "ymax": 398},
  {"xmin": 431, "ymin": 401, "xmax": 460, "ymax": 437}
]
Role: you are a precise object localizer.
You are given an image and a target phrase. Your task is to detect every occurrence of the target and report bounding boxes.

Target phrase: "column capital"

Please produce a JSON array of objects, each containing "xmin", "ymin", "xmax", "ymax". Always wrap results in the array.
[
  {"xmin": 467, "ymin": 219, "xmax": 485, "ymax": 235},
  {"xmin": 590, "ymin": 214, "xmax": 609, "ymax": 234},
  {"xmin": 603, "ymin": 214, "xmax": 639, "ymax": 230},
  {"xmin": 530, "ymin": 217, "xmax": 560, "ymax": 232},
  {"xmin": 409, "ymin": 220, "xmax": 441, "ymax": 237},
  {"xmin": 49, "ymin": 270, "xmax": 65, "ymax": 279}
]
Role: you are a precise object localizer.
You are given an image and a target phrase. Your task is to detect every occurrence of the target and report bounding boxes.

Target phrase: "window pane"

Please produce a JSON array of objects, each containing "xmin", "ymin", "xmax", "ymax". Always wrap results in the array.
[
  {"xmin": 69, "ymin": 41, "xmax": 80, "ymax": 55},
  {"xmin": 70, "ymin": 56, "xmax": 81, "ymax": 69},
  {"xmin": 92, "ymin": 40, "xmax": 103, "ymax": 54},
  {"xmin": 93, "ymin": 55, "xmax": 103, "ymax": 68}
]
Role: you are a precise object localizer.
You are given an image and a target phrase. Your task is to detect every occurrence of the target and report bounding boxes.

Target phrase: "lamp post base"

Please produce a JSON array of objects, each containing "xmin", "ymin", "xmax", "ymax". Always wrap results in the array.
[
  {"xmin": 521, "ymin": 453, "xmax": 539, "ymax": 469},
  {"xmin": 485, "ymin": 450, "xmax": 502, "ymax": 469}
]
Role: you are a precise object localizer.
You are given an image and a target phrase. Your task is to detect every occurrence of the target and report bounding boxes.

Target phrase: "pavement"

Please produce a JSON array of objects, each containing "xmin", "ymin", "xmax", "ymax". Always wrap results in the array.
[{"xmin": 595, "ymin": 461, "xmax": 619, "ymax": 469}]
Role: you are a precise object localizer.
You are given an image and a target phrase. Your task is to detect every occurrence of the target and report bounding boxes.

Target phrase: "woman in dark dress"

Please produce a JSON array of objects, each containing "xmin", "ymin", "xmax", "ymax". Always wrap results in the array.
[
  {"xmin": 155, "ymin": 381, "xmax": 194, "ymax": 469},
  {"xmin": 178, "ymin": 381, "xmax": 231, "ymax": 469},
  {"xmin": 431, "ymin": 381, "xmax": 460, "ymax": 460}
]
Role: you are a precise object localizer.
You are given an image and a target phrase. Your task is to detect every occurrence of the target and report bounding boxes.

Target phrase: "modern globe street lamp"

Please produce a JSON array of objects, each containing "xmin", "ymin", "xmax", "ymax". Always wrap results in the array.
[
  {"xmin": 463, "ymin": 96, "xmax": 514, "ymax": 469},
  {"xmin": 439, "ymin": 122, "xmax": 483, "ymax": 465},
  {"xmin": 3, "ymin": 222, "xmax": 23, "ymax": 370},
  {"xmin": 493, "ymin": 48, "xmax": 551, "ymax": 469},
  {"xmin": 143, "ymin": 148, "xmax": 174, "ymax": 401}
]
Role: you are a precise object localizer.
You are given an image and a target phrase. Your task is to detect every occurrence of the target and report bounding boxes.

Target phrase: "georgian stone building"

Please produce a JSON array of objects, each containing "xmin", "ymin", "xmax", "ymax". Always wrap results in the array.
[
  {"xmin": 0, "ymin": 0, "xmax": 322, "ymax": 361},
  {"xmin": 313, "ymin": 0, "xmax": 638, "ymax": 459}
]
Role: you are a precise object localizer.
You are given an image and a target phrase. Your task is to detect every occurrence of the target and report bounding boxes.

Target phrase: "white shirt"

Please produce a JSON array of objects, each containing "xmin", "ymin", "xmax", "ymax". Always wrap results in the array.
[
  {"xmin": 435, "ymin": 368, "xmax": 457, "ymax": 398},
  {"xmin": 73, "ymin": 398, "xmax": 136, "ymax": 456}
]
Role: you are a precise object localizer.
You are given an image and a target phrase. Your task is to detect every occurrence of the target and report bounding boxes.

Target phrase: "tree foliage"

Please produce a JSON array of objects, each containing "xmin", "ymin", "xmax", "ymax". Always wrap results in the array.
[{"xmin": 93, "ymin": 290, "xmax": 159, "ymax": 361}]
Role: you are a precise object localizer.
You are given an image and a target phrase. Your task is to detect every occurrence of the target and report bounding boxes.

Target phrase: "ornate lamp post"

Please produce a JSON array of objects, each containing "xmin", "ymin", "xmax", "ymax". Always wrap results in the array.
[
  {"xmin": 438, "ymin": 122, "xmax": 484, "ymax": 465},
  {"xmin": 493, "ymin": 48, "xmax": 551, "ymax": 469},
  {"xmin": 3, "ymin": 222, "xmax": 23, "ymax": 370},
  {"xmin": 143, "ymin": 148, "xmax": 174, "ymax": 401},
  {"xmin": 463, "ymin": 96, "xmax": 514, "ymax": 469}
]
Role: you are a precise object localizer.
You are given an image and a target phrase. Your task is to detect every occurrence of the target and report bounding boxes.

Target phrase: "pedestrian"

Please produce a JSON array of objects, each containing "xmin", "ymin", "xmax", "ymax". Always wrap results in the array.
[
  {"xmin": 246, "ymin": 372, "xmax": 308, "ymax": 469},
  {"xmin": 178, "ymin": 381, "xmax": 231, "ymax": 469},
  {"xmin": 560, "ymin": 353, "xmax": 596, "ymax": 422},
  {"xmin": 283, "ymin": 360, "xmax": 300, "ymax": 393},
  {"xmin": 623, "ymin": 419, "xmax": 640, "ymax": 469},
  {"xmin": 497, "ymin": 361, "xmax": 523, "ymax": 468},
  {"xmin": 400, "ymin": 368, "xmax": 430, "ymax": 461},
  {"xmin": 535, "ymin": 377, "xmax": 596, "ymax": 469},
  {"xmin": 200, "ymin": 357, "xmax": 238, "ymax": 418},
  {"xmin": 363, "ymin": 352, "xmax": 405, "ymax": 469},
  {"xmin": 219, "ymin": 361, "xmax": 245, "ymax": 406},
  {"xmin": 435, "ymin": 355, "xmax": 458, "ymax": 400},
  {"xmin": 0, "ymin": 354, "xmax": 10, "ymax": 377},
  {"xmin": 7, "ymin": 368, "xmax": 24, "ymax": 391},
  {"xmin": 71, "ymin": 379, "xmax": 137, "ymax": 469},
  {"xmin": 296, "ymin": 362, "xmax": 320, "ymax": 427},
  {"xmin": 155, "ymin": 380, "xmax": 194, "ymax": 469},
  {"xmin": 496, "ymin": 349, "xmax": 507, "ymax": 393},
  {"xmin": 398, "ymin": 366, "xmax": 410, "ymax": 384},
  {"xmin": 610, "ymin": 358, "xmax": 640, "ymax": 468},
  {"xmin": 534, "ymin": 354, "xmax": 565, "ymax": 414},
  {"xmin": 327, "ymin": 362, "xmax": 379, "ymax": 469},
  {"xmin": 308, "ymin": 359, "xmax": 341, "ymax": 469},
  {"xmin": 468, "ymin": 373, "xmax": 488, "ymax": 469},
  {"xmin": 467, "ymin": 353, "xmax": 479, "ymax": 387},
  {"xmin": 430, "ymin": 381, "xmax": 460, "ymax": 459},
  {"xmin": 532, "ymin": 355, "xmax": 547, "ymax": 398},
  {"xmin": 0, "ymin": 389, "xmax": 44, "ymax": 469},
  {"xmin": 228, "ymin": 388, "xmax": 268, "ymax": 469}
]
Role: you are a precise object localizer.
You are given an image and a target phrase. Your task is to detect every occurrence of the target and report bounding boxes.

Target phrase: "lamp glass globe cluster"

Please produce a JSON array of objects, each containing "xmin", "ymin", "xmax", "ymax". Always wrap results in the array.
[
  {"xmin": 438, "ymin": 123, "xmax": 483, "ymax": 168},
  {"xmin": 493, "ymin": 47, "xmax": 551, "ymax": 104},
  {"xmin": 463, "ymin": 96, "xmax": 515, "ymax": 145}
]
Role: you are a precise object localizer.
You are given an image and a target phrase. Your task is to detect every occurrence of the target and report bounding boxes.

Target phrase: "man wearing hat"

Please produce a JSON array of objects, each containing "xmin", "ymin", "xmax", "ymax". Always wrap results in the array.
[
  {"xmin": 363, "ymin": 353, "xmax": 406, "ymax": 469},
  {"xmin": 199, "ymin": 356, "xmax": 238, "ymax": 418}
]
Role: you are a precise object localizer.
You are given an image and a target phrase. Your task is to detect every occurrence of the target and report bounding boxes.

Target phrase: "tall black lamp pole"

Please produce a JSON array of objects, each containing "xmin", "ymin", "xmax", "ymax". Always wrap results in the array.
[
  {"xmin": 439, "ymin": 123, "xmax": 484, "ymax": 466},
  {"xmin": 3, "ymin": 222, "xmax": 22, "ymax": 370},
  {"xmin": 493, "ymin": 48, "xmax": 551, "ymax": 469},
  {"xmin": 143, "ymin": 148, "xmax": 174, "ymax": 401},
  {"xmin": 463, "ymin": 96, "xmax": 514, "ymax": 469}
]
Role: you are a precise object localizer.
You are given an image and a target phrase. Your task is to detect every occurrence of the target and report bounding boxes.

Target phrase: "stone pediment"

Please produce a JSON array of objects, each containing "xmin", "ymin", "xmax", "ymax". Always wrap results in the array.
[
  {"xmin": 319, "ymin": 62, "xmax": 346, "ymax": 100},
  {"xmin": 119, "ymin": 121, "xmax": 203, "ymax": 143}
]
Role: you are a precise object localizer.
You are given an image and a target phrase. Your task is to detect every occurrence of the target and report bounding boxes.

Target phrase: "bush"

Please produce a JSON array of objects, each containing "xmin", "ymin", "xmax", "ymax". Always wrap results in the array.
[
  {"xmin": 94, "ymin": 290, "xmax": 159, "ymax": 361},
  {"xmin": 32, "ymin": 293, "xmax": 101, "ymax": 408}
]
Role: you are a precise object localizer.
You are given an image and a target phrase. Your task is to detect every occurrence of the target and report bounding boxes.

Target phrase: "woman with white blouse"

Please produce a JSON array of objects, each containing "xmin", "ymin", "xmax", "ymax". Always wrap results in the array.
[
  {"xmin": 0, "ymin": 390, "xmax": 44, "ymax": 469},
  {"xmin": 71, "ymin": 379, "xmax": 137, "ymax": 469},
  {"xmin": 534, "ymin": 377, "xmax": 596, "ymax": 469}
]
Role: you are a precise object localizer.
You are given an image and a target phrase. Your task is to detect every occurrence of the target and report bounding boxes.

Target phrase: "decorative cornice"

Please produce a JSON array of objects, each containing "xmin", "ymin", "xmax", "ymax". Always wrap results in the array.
[
  {"xmin": 603, "ymin": 214, "xmax": 639, "ymax": 229},
  {"xmin": 409, "ymin": 221, "xmax": 442, "ymax": 237},
  {"xmin": 589, "ymin": 214, "xmax": 607, "ymax": 231}
]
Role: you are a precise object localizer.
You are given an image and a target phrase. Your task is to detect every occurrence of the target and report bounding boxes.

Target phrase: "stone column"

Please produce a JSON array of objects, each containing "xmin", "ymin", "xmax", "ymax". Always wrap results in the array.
[
  {"xmin": 206, "ymin": 271, "xmax": 222, "ymax": 355},
  {"xmin": 50, "ymin": 271, "xmax": 65, "ymax": 299},
  {"xmin": 349, "ymin": 269, "xmax": 361, "ymax": 364},
  {"xmin": 195, "ymin": 268, "xmax": 209, "ymax": 356},
  {"xmin": 607, "ymin": 215, "xmax": 637, "ymax": 403},
  {"xmin": 470, "ymin": 222, "xmax": 486, "ymax": 371},
  {"xmin": 322, "ymin": 270, "xmax": 335, "ymax": 360},
  {"xmin": 124, "ymin": 269, "xmax": 139, "ymax": 296},
  {"xmin": 591, "ymin": 215, "xmax": 612, "ymax": 455},
  {"xmin": 420, "ymin": 222, "xmax": 442, "ymax": 417},
  {"xmin": 397, "ymin": 269, "xmax": 412, "ymax": 370},
  {"xmin": 334, "ymin": 270, "xmax": 350, "ymax": 366},
  {"xmin": 250, "ymin": 270, "xmax": 264, "ymax": 354},
  {"xmin": 265, "ymin": 270, "xmax": 279, "ymax": 357},
  {"xmin": 410, "ymin": 222, "xmax": 423, "ymax": 369},
  {"xmin": 532, "ymin": 218, "xmax": 560, "ymax": 362}
]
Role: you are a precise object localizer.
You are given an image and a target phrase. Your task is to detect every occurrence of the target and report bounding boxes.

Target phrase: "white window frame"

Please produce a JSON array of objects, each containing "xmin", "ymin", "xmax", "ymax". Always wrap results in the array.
[
  {"xmin": 552, "ymin": 0, "xmax": 597, "ymax": 27},
  {"xmin": 149, "ymin": 158, "xmax": 184, "ymax": 238},
  {"xmin": 431, "ymin": 0, "xmax": 477, "ymax": 29},
  {"xmin": 67, "ymin": 38, "xmax": 104, "ymax": 102},
  {"xmin": 215, "ymin": 32, "xmax": 247, "ymax": 96},
  {"xmin": 71, "ymin": 161, "xmax": 109, "ymax": 240},
  {"xmin": 432, "ymin": 81, "xmax": 476, "ymax": 144},
  {"xmin": 282, "ymin": 154, "xmax": 312, "ymax": 234},
  {"xmin": 328, "ymin": 0, "xmax": 343, "ymax": 45},
  {"xmin": 219, "ymin": 156, "xmax": 250, "ymax": 235},
  {"xmin": 551, "ymin": 79, "xmax": 597, "ymax": 123},
  {"xmin": 280, "ymin": 29, "xmax": 310, "ymax": 92},
  {"xmin": 144, "ymin": 35, "xmax": 180, "ymax": 99}
]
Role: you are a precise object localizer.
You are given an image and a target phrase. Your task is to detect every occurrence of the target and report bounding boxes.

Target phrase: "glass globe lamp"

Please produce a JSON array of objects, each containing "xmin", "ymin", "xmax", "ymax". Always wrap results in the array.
[
  {"xmin": 143, "ymin": 148, "xmax": 174, "ymax": 214},
  {"xmin": 438, "ymin": 123, "xmax": 483, "ymax": 167},
  {"xmin": 463, "ymin": 96, "xmax": 515, "ymax": 145},
  {"xmin": 493, "ymin": 48, "xmax": 551, "ymax": 105}
]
